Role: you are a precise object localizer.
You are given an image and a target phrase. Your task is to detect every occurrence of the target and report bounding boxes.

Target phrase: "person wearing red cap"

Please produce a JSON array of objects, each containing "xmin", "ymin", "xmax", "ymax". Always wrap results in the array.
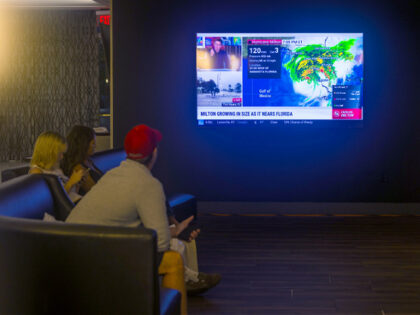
[
  {"xmin": 125, "ymin": 126, "xmax": 221, "ymax": 295},
  {"xmin": 66, "ymin": 124, "xmax": 190, "ymax": 314},
  {"xmin": 66, "ymin": 124, "xmax": 220, "ymax": 314},
  {"xmin": 66, "ymin": 124, "xmax": 171, "ymax": 250}
]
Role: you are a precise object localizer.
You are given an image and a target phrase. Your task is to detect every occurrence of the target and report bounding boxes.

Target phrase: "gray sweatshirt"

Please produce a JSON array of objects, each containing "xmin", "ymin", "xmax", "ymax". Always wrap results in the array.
[{"xmin": 65, "ymin": 159, "xmax": 170, "ymax": 252}]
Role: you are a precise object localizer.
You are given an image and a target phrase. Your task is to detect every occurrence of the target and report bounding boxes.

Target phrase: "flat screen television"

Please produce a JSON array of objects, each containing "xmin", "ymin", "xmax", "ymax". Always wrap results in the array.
[{"xmin": 196, "ymin": 33, "xmax": 363, "ymax": 126}]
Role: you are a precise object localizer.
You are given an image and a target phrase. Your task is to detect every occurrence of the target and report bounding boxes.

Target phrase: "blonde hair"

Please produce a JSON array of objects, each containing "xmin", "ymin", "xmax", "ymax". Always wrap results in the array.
[{"xmin": 30, "ymin": 131, "xmax": 67, "ymax": 170}]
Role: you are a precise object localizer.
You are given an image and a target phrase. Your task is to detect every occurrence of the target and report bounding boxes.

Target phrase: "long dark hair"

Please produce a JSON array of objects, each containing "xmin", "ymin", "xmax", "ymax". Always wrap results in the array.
[{"xmin": 61, "ymin": 125, "xmax": 95, "ymax": 176}]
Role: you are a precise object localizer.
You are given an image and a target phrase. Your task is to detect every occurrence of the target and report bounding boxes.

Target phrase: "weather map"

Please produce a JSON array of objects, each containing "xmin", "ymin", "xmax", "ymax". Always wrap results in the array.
[
  {"xmin": 285, "ymin": 39, "xmax": 357, "ymax": 88},
  {"xmin": 197, "ymin": 33, "xmax": 363, "ymax": 124}
]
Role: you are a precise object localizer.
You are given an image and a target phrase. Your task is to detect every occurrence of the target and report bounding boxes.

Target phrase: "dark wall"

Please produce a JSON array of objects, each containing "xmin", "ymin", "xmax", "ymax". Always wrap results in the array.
[{"xmin": 113, "ymin": 0, "xmax": 420, "ymax": 202}]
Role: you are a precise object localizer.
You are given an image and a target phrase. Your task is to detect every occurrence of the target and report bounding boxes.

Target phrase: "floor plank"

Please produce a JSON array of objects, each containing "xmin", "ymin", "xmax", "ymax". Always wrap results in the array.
[{"xmin": 189, "ymin": 214, "xmax": 420, "ymax": 314}]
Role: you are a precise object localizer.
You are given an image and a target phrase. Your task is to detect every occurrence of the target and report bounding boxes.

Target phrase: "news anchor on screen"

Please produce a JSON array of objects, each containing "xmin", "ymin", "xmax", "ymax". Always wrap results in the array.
[{"xmin": 209, "ymin": 38, "xmax": 231, "ymax": 69}]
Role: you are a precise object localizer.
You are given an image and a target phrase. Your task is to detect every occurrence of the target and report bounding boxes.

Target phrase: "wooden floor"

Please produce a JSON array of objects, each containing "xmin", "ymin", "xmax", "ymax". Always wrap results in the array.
[{"xmin": 189, "ymin": 214, "xmax": 420, "ymax": 315}]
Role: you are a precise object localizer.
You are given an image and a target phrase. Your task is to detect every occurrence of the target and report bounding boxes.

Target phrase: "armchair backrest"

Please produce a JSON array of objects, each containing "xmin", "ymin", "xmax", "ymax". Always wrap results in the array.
[
  {"xmin": 0, "ymin": 215, "xmax": 160, "ymax": 314},
  {"xmin": 1, "ymin": 149, "xmax": 127, "ymax": 184},
  {"xmin": 1, "ymin": 165, "xmax": 30, "ymax": 182},
  {"xmin": 0, "ymin": 174, "xmax": 74, "ymax": 221},
  {"xmin": 91, "ymin": 148, "xmax": 126, "ymax": 173}
]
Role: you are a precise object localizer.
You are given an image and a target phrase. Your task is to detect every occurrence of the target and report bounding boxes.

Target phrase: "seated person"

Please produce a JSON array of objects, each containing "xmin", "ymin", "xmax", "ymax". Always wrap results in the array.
[
  {"xmin": 66, "ymin": 125, "xmax": 191, "ymax": 314},
  {"xmin": 63, "ymin": 125, "xmax": 221, "ymax": 295},
  {"xmin": 61, "ymin": 125, "xmax": 103, "ymax": 195},
  {"xmin": 29, "ymin": 131, "xmax": 86, "ymax": 203}
]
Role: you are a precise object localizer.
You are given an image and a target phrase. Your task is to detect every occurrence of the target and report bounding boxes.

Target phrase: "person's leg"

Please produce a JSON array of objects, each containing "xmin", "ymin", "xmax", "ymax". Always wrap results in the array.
[
  {"xmin": 182, "ymin": 239, "xmax": 199, "ymax": 273},
  {"xmin": 169, "ymin": 239, "xmax": 221, "ymax": 296},
  {"xmin": 170, "ymin": 239, "xmax": 199, "ymax": 282},
  {"xmin": 171, "ymin": 239, "xmax": 221, "ymax": 295},
  {"xmin": 158, "ymin": 251, "xmax": 187, "ymax": 315}
]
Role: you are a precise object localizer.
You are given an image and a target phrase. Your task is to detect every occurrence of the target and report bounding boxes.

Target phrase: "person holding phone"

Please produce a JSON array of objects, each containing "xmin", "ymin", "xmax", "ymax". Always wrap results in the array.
[
  {"xmin": 65, "ymin": 125, "xmax": 221, "ymax": 313},
  {"xmin": 61, "ymin": 125, "xmax": 103, "ymax": 195}
]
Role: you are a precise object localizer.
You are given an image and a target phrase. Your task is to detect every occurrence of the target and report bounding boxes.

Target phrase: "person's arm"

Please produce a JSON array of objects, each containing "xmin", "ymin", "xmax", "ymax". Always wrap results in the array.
[
  {"xmin": 168, "ymin": 215, "xmax": 178, "ymax": 226},
  {"xmin": 28, "ymin": 167, "xmax": 42, "ymax": 174},
  {"xmin": 168, "ymin": 215, "xmax": 200, "ymax": 241},
  {"xmin": 167, "ymin": 202, "xmax": 200, "ymax": 240},
  {"xmin": 135, "ymin": 180, "xmax": 171, "ymax": 252},
  {"xmin": 64, "ymin": 167, "xmax": 85, "ymax": 194},
  {"xmin": 74, "ymin": 164, "xmax": 96, "ymax": 193}
]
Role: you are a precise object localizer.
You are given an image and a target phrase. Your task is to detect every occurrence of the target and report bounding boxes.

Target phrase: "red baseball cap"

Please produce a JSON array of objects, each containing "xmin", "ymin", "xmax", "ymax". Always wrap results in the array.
[{"xmin": 124, "ymin": 124, "xmax": 162, "ymax": 160}]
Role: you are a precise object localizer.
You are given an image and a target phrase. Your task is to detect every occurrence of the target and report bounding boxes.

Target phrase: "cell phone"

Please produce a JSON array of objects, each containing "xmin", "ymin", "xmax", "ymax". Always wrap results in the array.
[{"xmin": 177, "ymin": 222, "xmax": 202, "ymax": 242}]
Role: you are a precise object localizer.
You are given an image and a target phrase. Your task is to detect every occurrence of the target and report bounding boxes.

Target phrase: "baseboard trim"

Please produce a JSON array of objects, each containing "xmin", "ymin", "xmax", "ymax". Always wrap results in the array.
[{"xmin": 197, "ymin": 202, "xmax": 420, "ymax": 215}]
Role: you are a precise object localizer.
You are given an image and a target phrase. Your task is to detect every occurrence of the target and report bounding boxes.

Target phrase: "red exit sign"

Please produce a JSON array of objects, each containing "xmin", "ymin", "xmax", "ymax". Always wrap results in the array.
[{"xmin": 99, "ymin": 15, "xmax": 110, "ymax": 25}]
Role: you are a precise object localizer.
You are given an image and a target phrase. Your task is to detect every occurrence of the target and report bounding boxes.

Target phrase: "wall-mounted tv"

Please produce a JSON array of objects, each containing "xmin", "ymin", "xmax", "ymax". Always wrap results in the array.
[{"xmin": 196, "ymin": 33, "xmax": 363, "ymax": 126}]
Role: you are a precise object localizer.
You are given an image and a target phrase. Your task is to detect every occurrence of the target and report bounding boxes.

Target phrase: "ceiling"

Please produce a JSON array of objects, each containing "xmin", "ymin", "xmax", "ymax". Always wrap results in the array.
[{"xmin": 0, "ymin": 0, "xmax": 110, "ymax": 9}]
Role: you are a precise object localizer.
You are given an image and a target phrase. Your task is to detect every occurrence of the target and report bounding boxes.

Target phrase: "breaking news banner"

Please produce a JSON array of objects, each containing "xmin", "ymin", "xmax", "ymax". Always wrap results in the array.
[{"xmin": 197, "ymin": 107, "xmax": 334, "ymax": 120}]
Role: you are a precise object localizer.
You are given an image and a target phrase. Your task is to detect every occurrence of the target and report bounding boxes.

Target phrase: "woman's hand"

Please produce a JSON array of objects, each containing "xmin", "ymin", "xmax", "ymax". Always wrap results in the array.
[
  {"xmin": 64, "ymin": 167, "xmax": 87, "ymax": 194},
  {"xmin": 69, "ymin": 168, "xmax": 87, "ymax": 185}
]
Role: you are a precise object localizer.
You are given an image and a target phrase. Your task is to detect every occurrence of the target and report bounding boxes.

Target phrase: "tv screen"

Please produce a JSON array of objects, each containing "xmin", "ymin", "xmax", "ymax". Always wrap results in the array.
[{"xmin": 196, "ymin": 33, "xmax": 364, "ymax": 126}]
